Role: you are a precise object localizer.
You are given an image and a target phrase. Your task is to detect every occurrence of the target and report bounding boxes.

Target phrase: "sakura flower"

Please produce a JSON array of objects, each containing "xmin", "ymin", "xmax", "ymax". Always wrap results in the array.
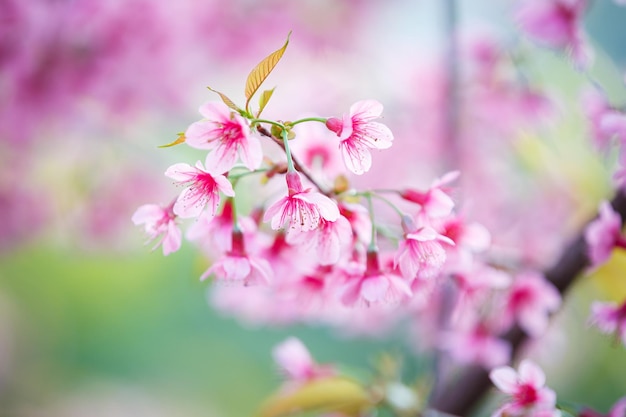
[
  {"xmin": 589, "ymin": 299, "xmax": 626, "ymax": 346},
  {"xmin": 132, "ymin": 202, "xmax": 181, "ymax": 256},
  {"xmin": 263, "ymin": 171, "xmax": 340, "ymax": 232},
  {"xmin": 582, "ymin": 89, "xmax": 626, "ymax": 151},
  {"xmin": 326, "ymin": 99, "xmax": 393, "ymax": 175},
  {"xmin": 579, "ymin": 397, "xmax": 626, "ymax": 417},
  {"xmin": 440, "ymin": 318, "xmax": 511, "ymax": 370},
  {"xmin": 272, "ymin": 337, "xmax": 335, "ymax": 384},
  {"xmin": 185, "ymin": 101, "xmax": 262, "ymax": 173},
  {"xmin": 341, "ymin": 251, "xmax": 412, "ymax": 307},
  {"xmin": 585, "ymin": 201, "xmax": 626, "ymax": 269},
  {"xmin": 165, "ymin": 161, "xmax": 235, "ymax": 219},
  {"xmin": 489, "ymin": 359, "xmax": 559, "ymax": 417},
  {"xmin": 201, "ymin": 230, "xmax": 272, "ymax": 286},
  {"xmin": 400, "ymin": 171, "xmax": 459, "ymax": 218},
  {"xmin": 517, "ymin": 0, "xmax": 592, "ymax": 69},
  {"xmin": 287, "ymin": 216, "xmax": 353, "ymax": 265},
  {"xmin": 501, "ymin": 271, "xmax": 561, "ymax": 337},
  {"xmin": 394, "ymin": 216, "xmax": 455, "ymax": 280}
]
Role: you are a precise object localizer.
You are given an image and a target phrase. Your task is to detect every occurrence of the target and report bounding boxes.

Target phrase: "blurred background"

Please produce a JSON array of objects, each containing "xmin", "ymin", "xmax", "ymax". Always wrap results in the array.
[{"xmin": 1, "ymin": 0, "xmax": 626, "ymax": 416}]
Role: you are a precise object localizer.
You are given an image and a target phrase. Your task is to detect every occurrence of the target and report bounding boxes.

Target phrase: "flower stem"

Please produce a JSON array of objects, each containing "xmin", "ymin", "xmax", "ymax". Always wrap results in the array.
[
  {"xmin": 288, "ymin": 117, "xmax": 328, "ymax": 127},
  {"xmin": 281, "ymin": 127, "xmax": 295, "ymax": 172}
]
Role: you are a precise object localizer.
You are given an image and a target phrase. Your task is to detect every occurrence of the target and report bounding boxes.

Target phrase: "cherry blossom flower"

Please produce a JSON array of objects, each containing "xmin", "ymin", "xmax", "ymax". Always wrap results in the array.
[
  {"xmin": 165, "ymin": 161, "xmax": 235, "ymax": 219},
  {"xmin": 326, "ymin": 99, "xmax": 393, "ymax": 175},
  {"xmin": 185, "ymin": 101, "xmax": 262, "ymax": 173},
  {"xmin": 400, "ymin": 171, "xmax": 459, "ymax": 218},
  {"xmin": 585, "ymin": 201, "xmax": 626, "ymax": 269},
  {"xmin": 489, "ymin": 359, "xmax": 559, "ymax": 417},
  {"xmin": 501, "ymin": 272, "xmax": 561, "ymax": 337},
  {"xmin": 272, "ymin": 337, "xmax": 335, "ymax": 384},
  {"xmin": 579, "ymin": 397, "xmax": 626, "ymax": 417},
  {"xmin": 582, "ymin": 89, "xmax": 626, "ymax": 151},
  {"xmin": 440, "ymin": 317, "xmax": 511, "ymax": 370},
  {"xmin": 263, "ymin": 171, "xmax": 340, "ymax": 232},
  {"xmin": 200, "ymin": 230, "xmax": 272, "ymax": 286},
  {"xmin": 132, "ymin": 202, "xmax": 181, "ymax": 256},
  {"xmin": 395, "ymin": 216, "xmax": 455, "ymax": 280},
  {"xmin": 516, "ymin": 0, "xmax": 592, "ymax": 69},
  {"xmin": 341, "ymin": 251, "xmax": 412, "ymax": 307},
  {"xmin": 589, "ymin": 300, "xmax": 626, "ymax": 346},
  {"xmin": 287, "ymin": 216, "xmax": 353, "ymax": 265}
]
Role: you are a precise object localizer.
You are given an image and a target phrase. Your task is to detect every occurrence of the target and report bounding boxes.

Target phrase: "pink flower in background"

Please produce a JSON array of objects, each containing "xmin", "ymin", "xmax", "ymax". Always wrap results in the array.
[
  {"xmin": 517, "ymin": 0, "xmax": 592, "ymax": 69},
  {"xmin": 502, "ymin": 271, "xmax": 561, "ymax": 337},
  {"xmin": 589, "ymin": 300, "xmax": 626, "ymax": 346},
  {"xmin": 287, "ymin": 216, "xmax": 353, "ymax": 265},
  {"xmin": 585, "ymin": 201, "xmax": 626, "ymax": 268},
  {"xmin": 326, "ymin": 100, "xmax": 393, "ymax": 175},
  {"xmin": 201, "ymin": 230, "xmax": 272, "ymax": 286},
  {"xmin": 132, "ymin": 202, "xmax": 181, "ymax": 255},
  {"xmin": 341, "ymin": 251, "xmax": 412, "ymax": 306},
  {"xmin": 185, "ymin": 101, "xmax": 261, "ymax": 173},
  {"xmin": 489, "ymin": 359, "xmax": 558, "ymax": 417},
  {"xmin": 165, "ymin": 161, "xmax": 235, "ymax": 219},
  {"xmin": 264, "ymin": 171, "xmax": 339, "ymax": 232},
  {"xmin": 400, "ymin": 171, "xmax": 459, "ymax": 218},
  {"xmin": 273, "ymin": 337, "xmax": 335, "ymax": 384},
  {"xmin": 582, "ymin": 89, "xmax": 626, "ymax": 151},
  {"xmin": 579, "ymin": 397, "xmax": 626, "ymax": 417}
]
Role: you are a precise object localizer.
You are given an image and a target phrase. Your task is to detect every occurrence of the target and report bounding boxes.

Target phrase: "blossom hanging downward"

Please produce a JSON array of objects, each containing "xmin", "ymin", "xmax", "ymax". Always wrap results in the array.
[
  {"xmin": 185, "ymin": 101, "xmax": 263, "ymax": 173},
  {"xmin": 589, "ymin": 300, "xmax": 626, "ymax": 347},
  {"xmin": 489, "ymin": 359, "xmax": 559, "ymax": 417},
  {"xmin": 585, "ymin": 201, "xmax": 626, "ymax": 269},
  {"xmin": 264, "ymin": 171, "xmax": 340, "ymax": 232},
  {"xmin": 165, "ymin": 161, "xmax": 235, "ymax": 218},
  {"xmin": 132, "ymin": 202, "xmax": 181, "ymax": 256},
  {"xmin": 326, "ymin": 100, "xmax": 393, "ymax": 175}
]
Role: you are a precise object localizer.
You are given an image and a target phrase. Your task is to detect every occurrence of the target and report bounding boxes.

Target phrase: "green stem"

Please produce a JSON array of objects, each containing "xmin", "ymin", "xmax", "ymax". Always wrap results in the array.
[
  {"xmin": 371, "ymin": 192, "xmax": 405, "ymax": 219},
  {"xmin": 251, "ymin": 118, "xmax": 284, "ymax": 129},
  {"xmin": 288, "ymin": 117, "xmax": 328, "ymax": 127},
  {"xmin": 281, "ymin": 127, "xmax": 295, "ymax": 172},
  {"xmin": 228, "ymin": 168, "xmax": 269, "ymax": 182},
  {"xmin": 365, "ymin": 193, "xmax": 378, "ymax": 253}
]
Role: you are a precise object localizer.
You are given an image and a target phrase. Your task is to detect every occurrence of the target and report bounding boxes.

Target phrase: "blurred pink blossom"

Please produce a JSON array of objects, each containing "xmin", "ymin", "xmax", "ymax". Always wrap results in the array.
[
  {"xmin": 131, "ymin": 202, "xmax": 181, "ymax": 256},
  {"xmin": 584, "ymin": 201, "xmax": 626, "ymax": 268},
  {"xmin": 589, "ymin": 300, "xmax": 626, "ymax": 346}
]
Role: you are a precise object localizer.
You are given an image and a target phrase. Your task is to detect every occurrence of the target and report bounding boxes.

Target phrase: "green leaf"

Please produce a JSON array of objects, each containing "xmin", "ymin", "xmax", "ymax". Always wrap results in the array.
[
  {"xmin": 257, "ymin": 87, "xmax": 276, "ymax": 117},
  {"xmin": 255, "ymin": 377, "xmax": 373, "ymax": 417},
  {"xmin": 158, "ymin": 133, "xmax": 186, "ymax": 148},
  {"xmin": 245, "ymin": 32, "xmax": 291, "ymax": 112},
  {"xmin": 207, "ymin": 86, "xmax": 241, "ymax": 112}
]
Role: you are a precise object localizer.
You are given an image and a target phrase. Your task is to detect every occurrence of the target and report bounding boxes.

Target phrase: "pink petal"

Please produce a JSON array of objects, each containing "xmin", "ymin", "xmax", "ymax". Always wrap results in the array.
[
  {"xmin": 223, "ymin": 256, "xmax": 251, "ymax": 281},
  {"xmin": 489, "ymin": 366, "xmax": 519, "ymax": 394},
  {"xmin": 162, "ymin": 221, "xmax": 182, "ymax": 256},
  {"xmin": 198, "ymin": 101, "xmax": 231, "ymax": 121},
  {"xmin": 185, "ymin": 120, "xmax": 219, "ymax": 150},
  {"xmin": 425, "ymin": 189, "xmax": 454, "ymax": 218},
  {"xmin": 518, "ymin": 359, "xmax": 546, "ymax": 388},
  {"xmin": 361, "ymin": 275, "xmax": 390, "ymax": 303},
  {"xmin": 360, "ymin": 122, "xmax": 394, "ymax": 149},
  {"xmin": 349, "ymin": 99, "xmax": 383, "ymax": 120},
  {"xmin": 302, "ymin": 193, "xmax": 340, "ymax": 222},
  {"xmin": 340, "ymin": 141, "xmax": 372, "ymax": 175},
  {"xmin": 213, "ymin": 174, "xmax": 235, "ymax": 197},
  {"xmin": 273, "ymin": 337, "xmax": 314, "ymax": 380},
  {"xmin": 164, "ymin": 163, "xmax": 196, "ymax": 182},
  {"xmin": 239, "ymin": 135, "xmax": 263, "ymax": 171},
  {"xmin": 132, "ymin": 204, "xmax": 163, "ymax": 225},
  {"xmin": 206, "ymin": 143, "xmax": 239, "ymax": 174},
  {"xmin": 173, "ymin": 187, "xmax": 204, "ymax": 218}
]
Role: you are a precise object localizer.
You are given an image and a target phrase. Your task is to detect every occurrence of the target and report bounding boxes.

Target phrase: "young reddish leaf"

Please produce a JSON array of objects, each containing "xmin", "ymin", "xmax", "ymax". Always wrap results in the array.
[
  {"xmin": 207, "ymin": 86, "xmax": 242, "ymax": 113},
  {"xmin": 245, "ymin": 32, "xmax": 291, "ymax": 112},
  {"xmin": 257, "ymin": 87, "xmax": 276, "ymax": 117},
  {"xmin": 158, "ymin": 133, "xmax": 186, "ymax": 148}
]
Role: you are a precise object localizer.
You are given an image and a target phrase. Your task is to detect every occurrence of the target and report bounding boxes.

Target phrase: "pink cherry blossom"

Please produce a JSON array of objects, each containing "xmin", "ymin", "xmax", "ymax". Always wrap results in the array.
[
  {"xmin": 582, "ymin": 89, "xmax": 626, "ymax": 151},
  {"xmin": 489, "ymin": 359, "xmax": 559, "ymax": 417},
  {"xmin": 589, "ymin": 299, "xmax": 626, "ymax": 346},
  {"xmin": 132, "ymin": 202, "xmax": 181, "ymax": 256},
  {"xmin": 400, "ymin": 171, "xmax": 459, "ymax": 218},
  {"xmin": 584, "ymin": 201, "xmax": 626, "ymax": 268},
  {"xmin": 185, "ymin": 101, "xmax": 262, "ymax": 173},
  {"xmin": 501, "ymin": 271, "xmax": 561, "ymax": 337},
  {"xmin": 440, "ymin": 318, "xmax": 511, "ymax": 370},
  {"xmin": 579, "ymin": 397, "xmax": 626, "ymax": 417},
  {"xmin": 516, "ymin": 0, "xmax": 592, "ymax": 69},
  {"xmin": 263, "ymin": 171, "xmax": 340, "ymax": 232},
  {"xmin": 395, "ymin": 216, "xmax": 455, "ymax": 280},
  {"xmin": 325, "ymin": 99, "xmax": 393, "ymax": 175},
  {"xmin": 272, "ymin": 337, "xmax": 335, "ymax": 383},
  {"xmin": 286, "ymin": 216, "xmax": 353, "ymax": 265},
  {"xmin": 341, "ymin": 251, "xmax": 412, "ymax": 307},
  {"xmin": 200, "ymin": 230, "xmax": 272, "ymax": 286},
  {"xmin": 165, "ymin": 161, "xmax": 235, "ymax": 219}
]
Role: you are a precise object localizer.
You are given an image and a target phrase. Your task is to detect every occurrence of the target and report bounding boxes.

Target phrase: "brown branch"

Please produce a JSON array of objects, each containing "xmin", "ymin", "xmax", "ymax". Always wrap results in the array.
[{"xmin": 430, "ymin": 189, "xmax": 626, "ymax": 416}]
